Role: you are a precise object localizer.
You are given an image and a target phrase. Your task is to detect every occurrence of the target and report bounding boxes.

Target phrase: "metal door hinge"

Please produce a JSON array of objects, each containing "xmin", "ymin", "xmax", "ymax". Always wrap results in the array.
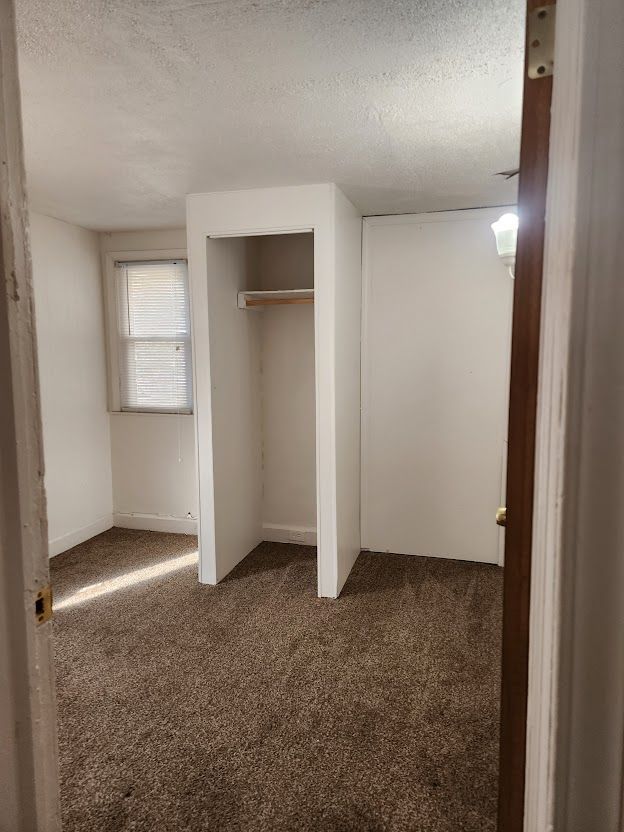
[
  {"xmin": 528, "ymin": 5, "xmax": 556, "ymax": 79},
  {"xmin": 35, "ymin": 585, "xmax": 53, "ymax": 624}
]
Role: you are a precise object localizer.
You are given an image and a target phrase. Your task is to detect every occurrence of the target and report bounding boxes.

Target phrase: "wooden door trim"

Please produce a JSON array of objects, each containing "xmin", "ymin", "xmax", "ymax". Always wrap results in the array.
[
  {"xmin": 497, "ymin": 2, "xmax": 554, "ymax": 830},
  {"xmin": 523, "ymin": 0, "xmax": 624, "ymax": 826},
  {"xmin": 0, "ymin": 1, "xmax": 60, "ymax": 828},
  {"xmin": 522, "ymin": 0, "xmax": 586, "ymax": 824}
]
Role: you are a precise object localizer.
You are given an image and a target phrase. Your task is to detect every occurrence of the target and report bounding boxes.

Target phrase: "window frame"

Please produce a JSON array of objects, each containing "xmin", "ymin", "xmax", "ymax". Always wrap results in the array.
[{"xmin": 103, "ymin": 249, "xmax": 193, "ymax": 414}]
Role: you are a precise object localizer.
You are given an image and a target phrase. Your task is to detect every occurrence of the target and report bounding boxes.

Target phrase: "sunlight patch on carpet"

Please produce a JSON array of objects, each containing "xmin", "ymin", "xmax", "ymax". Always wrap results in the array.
[{"xmin": 55, "ymin": 551, "xmax": 198, "ymax": 610}]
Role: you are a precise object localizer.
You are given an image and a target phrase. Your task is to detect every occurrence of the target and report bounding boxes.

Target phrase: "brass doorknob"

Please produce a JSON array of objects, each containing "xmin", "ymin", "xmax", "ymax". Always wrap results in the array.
[{"xmin": 496, "ymin": 507, "xmax": 507, "ymax": 527}]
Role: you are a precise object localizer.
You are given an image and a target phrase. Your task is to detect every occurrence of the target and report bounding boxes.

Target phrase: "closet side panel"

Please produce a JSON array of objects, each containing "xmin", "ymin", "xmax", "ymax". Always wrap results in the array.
[
  {"xmin": 333, "ymin": 189, "xmax": 363, "ymax": 594},
  {"xmin": 206, "ymin": 237, "xmax": 263, "ymax": 580}
]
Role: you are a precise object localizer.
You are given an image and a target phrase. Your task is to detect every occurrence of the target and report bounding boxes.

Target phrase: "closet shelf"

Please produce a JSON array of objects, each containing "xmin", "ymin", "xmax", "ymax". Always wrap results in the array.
[{"xmin": 237, "ymin": 289, "xmax": 314, "ymax": 309}]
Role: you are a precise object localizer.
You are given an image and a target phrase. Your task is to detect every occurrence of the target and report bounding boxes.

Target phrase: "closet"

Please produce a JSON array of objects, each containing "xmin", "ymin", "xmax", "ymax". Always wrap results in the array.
[
  {"xmin": 241, "ymin": 233, "xmax": 316, "ymax": 550},
  {"xmin": 205, "ymin": 231, "xmax": 317, "ymax": 578},
  {"xmin": 187, "ymin": 184, "xmax": 362, "ymax": 598}
]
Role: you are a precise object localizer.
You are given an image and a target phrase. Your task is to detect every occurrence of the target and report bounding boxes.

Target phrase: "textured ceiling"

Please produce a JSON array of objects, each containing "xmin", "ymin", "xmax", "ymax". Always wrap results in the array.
[{"xmin": 16, "ymin": 0, "xmax": 524, "ymax": 231}]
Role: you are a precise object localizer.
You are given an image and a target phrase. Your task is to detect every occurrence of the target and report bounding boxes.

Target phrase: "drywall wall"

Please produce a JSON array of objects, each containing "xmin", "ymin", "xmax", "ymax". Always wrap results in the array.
[
  {"xmin": 334, "ymin": 188, "xmax": 363, "ymax": 588},
  {"xmin": 187, "ymin": 184, "xmax": 362, "ymax": 597},
  {"xmin": 252, "ymin": 234, "xmax": 317, "ymax": 543},
  {"xmin": 30, "ymin": 212, "xmax": 113, "ymax": 555},
  {"xmin": 361, "ymin": 208, "xmax": 514, "ymax": 564},
  {"xmin": 109, "ymin": 413, "xmax": 197, "ymax": 533},
  {"xmin": 99, "ymin": 228, "xmax": 198, "ymax": 533}
]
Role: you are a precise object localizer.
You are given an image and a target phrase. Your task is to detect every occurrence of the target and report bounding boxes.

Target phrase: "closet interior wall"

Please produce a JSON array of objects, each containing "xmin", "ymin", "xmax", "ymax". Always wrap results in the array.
[{"xmin": 249, "ymin": 233, "xmax": 317, "ymax": 545}]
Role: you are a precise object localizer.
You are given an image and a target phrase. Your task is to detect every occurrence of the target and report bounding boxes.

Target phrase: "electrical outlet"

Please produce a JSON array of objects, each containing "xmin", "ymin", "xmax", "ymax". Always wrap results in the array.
[{"xmin": 288, "ymin": 530, "xmax": 306, "ymax": 544}]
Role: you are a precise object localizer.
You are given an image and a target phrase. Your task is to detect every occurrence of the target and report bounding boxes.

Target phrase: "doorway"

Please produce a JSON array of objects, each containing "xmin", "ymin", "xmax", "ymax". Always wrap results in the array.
[{"xmin": 0, "ymin": 1, "xmax": 564, "ymax": 822}]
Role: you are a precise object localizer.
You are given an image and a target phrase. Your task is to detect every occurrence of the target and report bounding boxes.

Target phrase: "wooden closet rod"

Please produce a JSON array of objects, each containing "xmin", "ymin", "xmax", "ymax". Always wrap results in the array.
[{"xmin": 245, "ymin": 297, "xmax": 314, "ymax": 306}]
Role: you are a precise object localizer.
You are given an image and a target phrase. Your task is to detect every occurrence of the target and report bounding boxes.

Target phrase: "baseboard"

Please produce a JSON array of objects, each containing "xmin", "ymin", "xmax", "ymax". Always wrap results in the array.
[
  {"xmin": 114, "ymin": 512, "xmax": 198, "ymax": 535},
  {"xmin": 49, "ymin": 514, "xmax": 114, "ymax": 557},
  {"xmin": 361, "ymin": 546, "xmax": 500, "ymax": 566},
  {"xmin": 262, "ymin": 523, "xmax": 317, "ymax": 546}
]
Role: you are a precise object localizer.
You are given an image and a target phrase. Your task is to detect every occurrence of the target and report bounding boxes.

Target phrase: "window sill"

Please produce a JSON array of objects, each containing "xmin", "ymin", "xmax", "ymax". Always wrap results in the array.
[{"xmin": 109, "ymin": 410, "xmax": 194, "ymax": 417}]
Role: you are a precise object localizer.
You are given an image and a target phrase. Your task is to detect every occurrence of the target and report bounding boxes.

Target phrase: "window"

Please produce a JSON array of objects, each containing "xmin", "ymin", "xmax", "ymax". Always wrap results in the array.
[{"xmin": 114, "ymin": 259, "xmax": 193, "ymax": 413}]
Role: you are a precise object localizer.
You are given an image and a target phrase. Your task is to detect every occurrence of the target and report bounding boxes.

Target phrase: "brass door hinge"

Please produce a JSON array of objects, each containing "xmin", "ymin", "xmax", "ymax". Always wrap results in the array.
[
  {"xmin": 528, "ymin": 5, "xmax": 556, "ymax": 79},
  {"xmin": 35, "ymin": 585, "xmax": 53, "ymax": 624}
]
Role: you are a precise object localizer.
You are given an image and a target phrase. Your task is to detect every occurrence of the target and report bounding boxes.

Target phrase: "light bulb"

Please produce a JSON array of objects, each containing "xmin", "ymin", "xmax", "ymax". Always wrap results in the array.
[
  {"xmin": 491, "ymin": 212, "xmax": 518, "ymax": 277},
  {"xmin": 491, "ymin": 213, "xmax": 518, "ymax": 258}
]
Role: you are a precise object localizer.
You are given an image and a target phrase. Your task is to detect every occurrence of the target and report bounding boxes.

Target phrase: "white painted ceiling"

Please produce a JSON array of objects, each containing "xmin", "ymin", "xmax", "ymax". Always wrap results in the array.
[{"xmin": 16, "ymin": 0, "xmax": 524, "ymax": 231}]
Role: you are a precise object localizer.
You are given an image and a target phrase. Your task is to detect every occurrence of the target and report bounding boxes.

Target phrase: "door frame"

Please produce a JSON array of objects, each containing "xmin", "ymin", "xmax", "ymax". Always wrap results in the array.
[
  {"xmin": 523, "ymin": 0, "xmax": 624, "ymax": 828},
  {"xmin": 188, "ymin": 222, "xmax": 323, "ymax": 591},
  {"xmin": 0, "ymin": 1, "xmax": 60, "ymax": 829},
  {"xmin": 497, "ymin": 1, "xmax": 554, "ymax": 829}
]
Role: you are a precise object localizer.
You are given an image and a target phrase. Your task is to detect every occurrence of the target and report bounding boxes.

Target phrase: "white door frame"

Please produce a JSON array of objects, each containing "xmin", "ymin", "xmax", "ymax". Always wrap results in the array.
[
  {"xmin": 524, "ymin": 0, "xmax": 624, "ymax": 828},
  {"xmin": 0, "ymin": 1, "xmax": 60, "ymax": 829},
  {"xmin": 189, "ymin": 220, "xmax": 323, "ymax": 592}
]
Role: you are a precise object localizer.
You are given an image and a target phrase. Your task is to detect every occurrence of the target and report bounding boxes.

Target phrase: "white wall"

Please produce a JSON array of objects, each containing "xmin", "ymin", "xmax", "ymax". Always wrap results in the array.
[
  {"xmin": 361, "ymin": 208, "xmax": 514, "ymax": 564},
  {"xmin": 99, "ymin": 228, "xmax": 198, "ymax": 534},
  {"xmin": 30, "ymin": 212, "xmax": 113, "ymax": 555},
  {"xmin": 109, "ymin": 413, "xmax": 197, "ymax": 533},
  {"xmin": 334, "ymin": 188, "xmax": 363, "ymax": 589}
]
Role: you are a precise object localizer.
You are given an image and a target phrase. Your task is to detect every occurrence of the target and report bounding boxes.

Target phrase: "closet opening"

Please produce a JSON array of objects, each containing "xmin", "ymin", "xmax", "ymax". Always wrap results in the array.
[{"xmin": 203, "ymin": 230, "xmax": 318, "ymax": 584}]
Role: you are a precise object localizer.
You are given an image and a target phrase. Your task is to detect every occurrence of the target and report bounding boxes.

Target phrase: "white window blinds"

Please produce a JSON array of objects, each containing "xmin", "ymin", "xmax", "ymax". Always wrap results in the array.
[{"xmin": 115, "ymin": 260, "xmax": 193, "ymax": 413}]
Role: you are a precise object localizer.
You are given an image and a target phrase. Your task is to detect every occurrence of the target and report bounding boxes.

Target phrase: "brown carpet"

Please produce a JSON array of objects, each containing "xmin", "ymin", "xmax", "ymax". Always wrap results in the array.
[{"xmin": 51, "ymin": 528, "xmax": 503, "ymax": 832}]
